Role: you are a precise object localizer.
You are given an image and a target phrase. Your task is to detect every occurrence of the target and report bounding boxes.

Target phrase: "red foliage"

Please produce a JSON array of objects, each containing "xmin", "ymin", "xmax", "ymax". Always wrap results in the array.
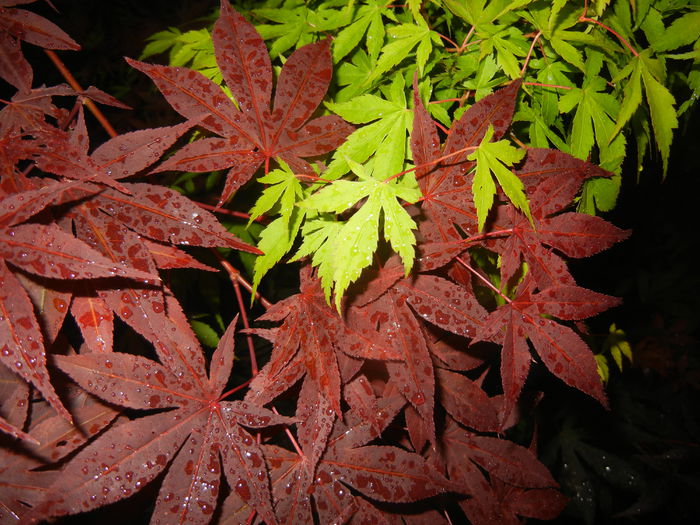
[{"xmin": 0, "ymin": 2, "xmax": 629, "ymax": 524}]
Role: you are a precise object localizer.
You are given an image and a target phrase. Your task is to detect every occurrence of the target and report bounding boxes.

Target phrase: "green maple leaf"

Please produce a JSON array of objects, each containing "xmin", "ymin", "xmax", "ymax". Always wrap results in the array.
[
  {"xmin": 251, "ymin": 209, "xmax": 305, "ymax": 299},
  {"xmin": 558, "ymin": 52, "xmax": 626, "ymax": 171},
  {"xmin": 248, "ymin": 160, "xmax": 305, "ymax": 297},
  {"xmin": 333, "ymin": 0, "xmax": 395, "ymax": 63},
  {"xmin": 248, "ymin": 159, "xmax": 303, "ymax": 226},
  {"xmin": 254, "ymin": 4, "xmax": 349, "ymax": 59},
  {"xmin": 651, "ymin": 10, "xmax": 700, "ymax": 53},
  {"xmin": 335, "ymin": 48, "xmax": 375, "ymax": 101},
  {"xmin": 604, "ymin": 49, "xmax": 678, "ymax": 177},
  {"xmin": 299, "ymin": 157, "xmax": 421, "ymax": 309},
  {"xmin": 325, "ymin": 73, "xmax": 413, "ymax": 180},
  {"xmin": 366, "ymin": 21, "xmax": 440, "ymax": 84},
  {"xmin": 467, "ymin": 124, "xmax": 529, "ymax": 232},
  {"xmin": 290, "ymin": 216, "xmax": 343, "ymax": 301},
  {"xmin": 459, "ymin": 53, "xmax": 504, "ymax": 101}
]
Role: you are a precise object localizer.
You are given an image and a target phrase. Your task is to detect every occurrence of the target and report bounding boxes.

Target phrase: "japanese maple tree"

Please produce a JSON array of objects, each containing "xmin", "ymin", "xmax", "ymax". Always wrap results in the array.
[{"xmin": 0, "ymin": 1, "xmax": 639, "ymax": 524}]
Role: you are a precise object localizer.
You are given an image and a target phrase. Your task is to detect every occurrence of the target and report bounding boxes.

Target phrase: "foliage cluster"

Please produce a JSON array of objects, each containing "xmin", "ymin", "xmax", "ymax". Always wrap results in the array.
[{"xmin": 0, "ymin": 0, "xmax": 697, "ymax": 524}]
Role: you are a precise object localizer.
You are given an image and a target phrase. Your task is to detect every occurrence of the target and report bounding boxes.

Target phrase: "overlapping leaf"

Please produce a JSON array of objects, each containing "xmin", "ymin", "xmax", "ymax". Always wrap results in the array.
[
  {"xmin": 34, "ymin": 318, "xmax": 292, "ymax": 525},
  {"xmin": 131, "ymin": 0, "xmax": 353, "ymax": 205},
  {"xmin": 246, "ymin": 267, "xmax": 397, "ymax": 416}
]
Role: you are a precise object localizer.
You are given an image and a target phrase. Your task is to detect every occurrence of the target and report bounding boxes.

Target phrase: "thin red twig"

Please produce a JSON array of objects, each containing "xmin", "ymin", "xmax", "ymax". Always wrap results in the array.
[
  {"xmin": 382, "ymin": 143, "xmax": 479, "ymax": 183},
  {"xmin": 456, "ymin": 255, "xmax": 511, "ymax": 304},
  {"xmin": 520, "ymin": 30, "xmax": 542, "ymax": 76},
  {"xmin": 579, "ymin": 16, "xmax": 639, "ymax": 57},
  {"xmin": 523, "ymin": 81, "xmax": 572, "ymax": 90},
  {"xmin": 213, "ymin": 251, "xmax": 272, "ymax": 377},
  {"xmin": 194, "ymin": 201, "xmax": 268, "ymax": 223},
  {"xmin": 272, "ymin": 406, "xmax": 304, "ymax": 456},
  {"xmin": 44, "ymin": 49, "xmax": 119, "ymax": 138}
]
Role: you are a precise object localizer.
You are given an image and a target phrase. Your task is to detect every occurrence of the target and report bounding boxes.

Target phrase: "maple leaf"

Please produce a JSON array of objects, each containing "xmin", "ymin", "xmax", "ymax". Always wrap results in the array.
[
  {"xmin": 474, "ymin": 277, "xmax": 619, "ymax": 412},
  {"xmin": 360, "ymin": 287, "xmax": 437, "ymax": 443},
  {"xmin": 0, "ymin": 212, "xmax": 162, "ymax": 420},
  {"xmin": 18, "ymin": 110, "xmax": 258, "ymax": 355},
  {"xmin": 609, "ymin": 49, "xmax": 678, "ymax": 176},
  {"xmin": 325, "ymin": 73, "xmax": 413, "ymax": 181},
  {"xmin": 254, "ymin": 3, "xmax": 349, "ymax": 59},
  {"xmin": 467, "ymin": 123, "xmax": 530, "ymax": 232},
  {"xmin": 246, "ymin": 266, "xmax": 398, "ymax": 416},
  {"xmin": 367, "ymin": 19, "xmax": 439, "ymax": 83},
  {"xmin": 34, "ymin": 317, "xmax": 293, "ymax": 525},
  {"xmin": 493, "ymin": 156, "xmax": 630, "ymax": 289},
  {"xmin": 332, "ymin": 0, "xmax": 392, "ymax": 63},
  {"xmin": 0, "ymin": 364, "xmax": 118, "ymax": 522},
  {"xmin": 247, "ymin": 159, "xmax": 305, "ymax": 296},
  {"xmin": 558, "ymin": 51, "xmax": 626, "ymax": 175},
  {"xmin": 129, "ymin": 0, "xmax": 353, "ymax": 205},
  {"xmin": 231, "ymin": 377, "xmax": 452, "ymax": 524},
  {"xmin": 0, "ymin": 0, "xmax": 79, "ymax": 91},
  {"xmin": 410, "ymin": 76, "xmax": 522, "ymax": 243},
  {"xmin": 300, "ymin": 156, "xmax": 421, "ymax": 308},
  {"xmin": 440, "ymin": 416, "xmax": 564, "ymax": 525}
]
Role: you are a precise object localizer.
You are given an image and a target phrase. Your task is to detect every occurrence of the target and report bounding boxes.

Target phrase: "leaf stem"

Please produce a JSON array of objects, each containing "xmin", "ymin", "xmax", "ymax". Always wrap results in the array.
[
  {"xmin": 272, "ymin": 405, "xmax": 304, "ymax": 456},
  {"xmin": 436, "ymin": 32, "xmax": 459, "ymax": 49},
  {"xmin": 382, "ymin": 143, "xmax": 479, "ymax": 183},
  {"xmin": 194, "ymin": 201, "xmax": 268, "ymax": 223},
  {"xmin": 214, "ymin": 253, "xmax": 260, "ymax": 375},
  {"xmin": 523, "ymin": 81, "xmax": 572, "ymax": 90},
  {"xmin": 217, "ymin": 378, "xmax": 253, "ymax": 401},
  {"xmin": 44, "ymin": 49, "xmax": 120, "ymax": 138},
  {"xmin": 456, "ymin": 256, "xmax": 511, "ymax": 304},
  {"xmin": 213, "ymin": 250, "xmax": 272, "ymax": 310},
  {"xmin": 579, "ymin": 16, "xmax": 639, "ymax": 57},
  {"xmin": 520, "ymin": 31, "xmax": 542, "ymax": 76}
]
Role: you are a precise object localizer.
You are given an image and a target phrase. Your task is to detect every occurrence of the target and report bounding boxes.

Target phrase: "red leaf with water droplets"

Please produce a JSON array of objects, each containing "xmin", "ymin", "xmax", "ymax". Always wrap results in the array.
[
  {"xmin": 95, "ymin": 183, "xmax": 261, "ymax": 254},
  {"xmin": 436, "ymin": 367, "xmax": 499, "ymax": 432},
  {"xmin": 0, "ymin": 223, "xmax": 159, "ymax": 281},
  {"xmin": 143, "ymin": 239, "xmax": 217, "ymax": 272},
  {"xmin": 475, "ymin": 281, "xmax": 611, "ymax": 408},
  {"xmin": 0, "ymin": 30, "xmax": 32, "ymax": 90},
  {"xmin": 261, "ymin": 393, "xmax": 452, "ymax": 524},
  {"xmin": 411, "ymin": 77, "xmax": 520, "ymax": 243},
  {"xmin": 132, "ymin": 1, "xmax": 353, "ymax": 205},
  {"xmin": 37, "ymin": 316, "xmax": 292, "ymax": 524},
  {"xmin": 441, "ymin": 417, "xmax": 560, "ymax": 523},
  {"xmin": 0, "ymin": 84, "xmax": 74, "ymax": 133},
  {"xmin": 89, "ymin": 120, "xmax": 195, "ymax": 179},
  {"xmin": 397, "ymin": 274, "xmax": 487, "ymax": 339},
  {"xmin": 0, "ymin": 359, "xmax": 29, "ymax": 428},
  {"xmin": 0, "ymin": 5, "xmax": 79, "ymax": 50},
  {"xmin": 0, "ymin": 260, "xmax": 70, "ymax": 422},
  {"xmin": 0, "ymin": 179, "xmax": 96, "ymax": 228},
  {"xmin": 71, "ymin": 292, "xmax": 113, "ymax": 354},
  {"xmin": 14, "ymin": 271, "xmax": 71, "ymax": 344},
  {"xmin": 18, "ymin": 384, "xmax": 120, "ymax": 464},
  {"xmin": 364, "ymin": 288, "xmax": 437, "ymax": 443},
  {"xmin": 492, "ymin": 169, "xmax": 630, "ymax": 288},
  {"xmin": 246, "ymin": 267, "xmax": 395, "ymax": 415}
]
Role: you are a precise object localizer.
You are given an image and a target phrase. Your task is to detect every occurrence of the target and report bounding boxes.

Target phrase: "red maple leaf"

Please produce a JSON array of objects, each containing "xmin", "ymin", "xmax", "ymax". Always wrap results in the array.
[
  {"xmin": 411, "ymin": 77, "xmax": 521, "ymax": 244},
  {"xmin": 127, "ymin": 0, "xmax": 353, "ymax": 205},
  {"xmin": 0, "ymin": 0, "xmax": 79, "ymax": 91},
  {"xmin": 32, "ymin": 317, "xmax": 293, "ymax": 524},
  {"xmin": 440, "ymin": 416, "xmax": 565, "ymax": 525},
  {"xmin": 228, "ymin": 376, "xmax": 452, "ymax": 524},
  {"xmin": 474, "ymin": 276, "xmax": 619, "ymax": 412},
  {"xmin": 246, "ymin": 267, "xmax": 397, "ymax": 417}
]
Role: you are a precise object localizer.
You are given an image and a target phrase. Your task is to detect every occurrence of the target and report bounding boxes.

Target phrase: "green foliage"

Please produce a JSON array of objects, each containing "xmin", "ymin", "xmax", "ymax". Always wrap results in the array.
[
  {"xmin": 299, "ymin": 157, "xmax": 421, "ymax": 308},
  {"xmin": 144, "ymin": 0, "xmax": 698, "ymax": 304},
  {"xmin": 468, "ymin": 124, "xmax": 530, "ymax": 231}
]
